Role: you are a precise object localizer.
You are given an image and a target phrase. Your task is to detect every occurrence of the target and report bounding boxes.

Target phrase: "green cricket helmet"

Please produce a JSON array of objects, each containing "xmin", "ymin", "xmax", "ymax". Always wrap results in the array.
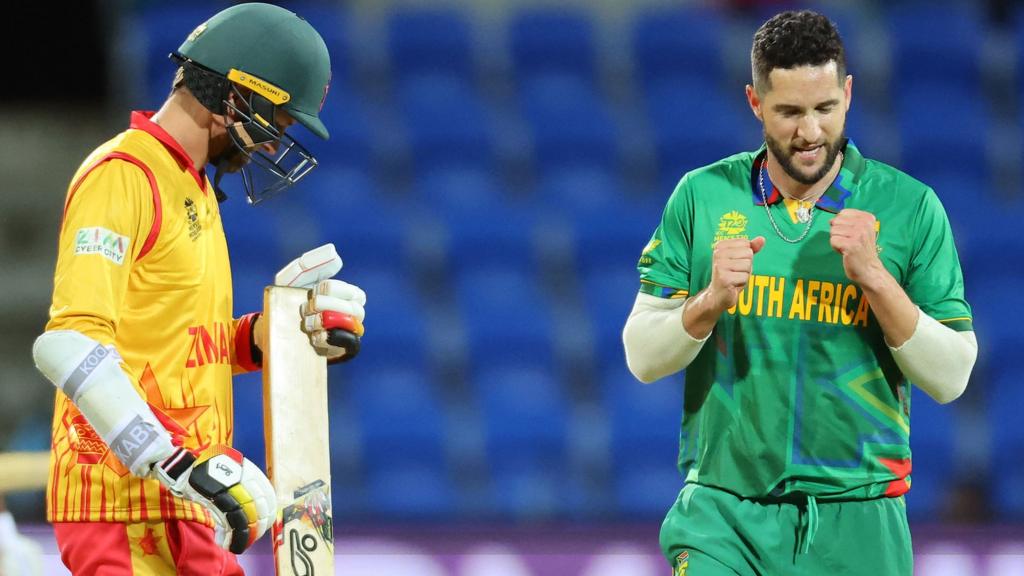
[{"xmin": 173, "ymin": 3, "xmax": 332, "ymax": 204}]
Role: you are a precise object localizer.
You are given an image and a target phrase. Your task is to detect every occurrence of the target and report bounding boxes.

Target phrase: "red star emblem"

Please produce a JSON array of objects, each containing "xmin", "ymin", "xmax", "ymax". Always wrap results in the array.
[
  {"xmin": 67, "ymin": 363, "xmax": 210, "ymax": 475},
  {"xmin": 135, "ymin": 527, "xmax": 161, "ymax": 556}
]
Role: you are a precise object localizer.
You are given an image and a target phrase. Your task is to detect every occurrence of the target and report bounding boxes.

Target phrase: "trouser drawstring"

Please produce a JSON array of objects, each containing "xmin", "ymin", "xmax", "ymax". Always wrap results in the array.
[{"xmin": 797, "ymin": 494, "xmax": 819, "ymax": 555}]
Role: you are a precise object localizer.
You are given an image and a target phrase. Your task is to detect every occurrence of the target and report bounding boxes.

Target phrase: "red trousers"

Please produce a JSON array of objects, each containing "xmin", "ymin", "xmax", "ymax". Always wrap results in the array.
[{"xmin": 54, "ymin": 520, "xmax": 243, "ymax": 575}]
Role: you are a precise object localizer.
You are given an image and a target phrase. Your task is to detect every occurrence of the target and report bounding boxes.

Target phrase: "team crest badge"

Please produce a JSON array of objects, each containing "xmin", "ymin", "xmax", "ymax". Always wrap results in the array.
[
  {"xmin": 714, "ymin": 211, "xmax": 748, "ymax": 242},
  {"xmin": 674, "ymin": 551, "xmax": 689, "ymax": 576},
  {"xmin": 185, "ymin": 198, "xmax": 201, "ymax": 241},
  {"xmin": 638, "ymin": 238, "xmax": 661, "ymax": 266}
]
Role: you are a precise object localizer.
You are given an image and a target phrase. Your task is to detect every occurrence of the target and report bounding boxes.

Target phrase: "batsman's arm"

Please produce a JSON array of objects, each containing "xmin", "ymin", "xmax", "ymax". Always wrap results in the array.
[{"xmin": 32, "ymin": 330, "xmax": 275, "ymax": 553}]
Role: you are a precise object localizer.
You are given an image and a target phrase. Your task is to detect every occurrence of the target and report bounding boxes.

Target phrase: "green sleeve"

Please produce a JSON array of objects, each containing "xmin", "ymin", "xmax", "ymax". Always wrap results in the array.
[
  {"xmin": 905, "ymin": 187, "xmax": 973, "ymax": 331},
  {"xmin": 638, "ymin": 175, "xmax": 694, "ymax": 299}
]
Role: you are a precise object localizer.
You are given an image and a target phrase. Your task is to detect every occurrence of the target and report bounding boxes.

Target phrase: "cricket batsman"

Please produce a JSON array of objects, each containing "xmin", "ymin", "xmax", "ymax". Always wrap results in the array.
[
  {"xmin": 30, "ymin": 4, "xmax": 366, "ymax": 573},
  {"xmin": 623, "ymin": 10, "xmax": 978, "ymax": 575}
]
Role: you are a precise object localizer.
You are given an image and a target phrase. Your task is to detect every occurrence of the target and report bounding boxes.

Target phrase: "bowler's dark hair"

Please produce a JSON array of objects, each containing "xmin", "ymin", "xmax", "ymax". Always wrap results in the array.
[{"xmin": 751, "ymin": 10, "xmax": 846, "ymax": 93}]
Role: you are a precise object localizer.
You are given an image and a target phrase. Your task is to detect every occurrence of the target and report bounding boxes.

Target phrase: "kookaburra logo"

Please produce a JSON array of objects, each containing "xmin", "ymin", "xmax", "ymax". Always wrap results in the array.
[{"xmin": 216, "ymin": 462, "xmax": 234, "ymax": 477}]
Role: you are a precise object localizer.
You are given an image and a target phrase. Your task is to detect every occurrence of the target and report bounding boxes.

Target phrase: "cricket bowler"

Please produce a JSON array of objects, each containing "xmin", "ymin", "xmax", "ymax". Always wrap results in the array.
[{"xmin": 623, "ymin": 10, "xmax": 978, "ymax": 575}]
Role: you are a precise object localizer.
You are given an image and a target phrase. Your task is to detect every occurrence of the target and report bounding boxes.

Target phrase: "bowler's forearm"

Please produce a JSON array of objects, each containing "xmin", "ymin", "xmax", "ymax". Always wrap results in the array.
[
  {"xmin": 682, "ymin": 288, "xmax": 727, "ymax": 340},
  {"xmin": 856, "ymin": 266, "xmax": 918, "ymax": 348}
]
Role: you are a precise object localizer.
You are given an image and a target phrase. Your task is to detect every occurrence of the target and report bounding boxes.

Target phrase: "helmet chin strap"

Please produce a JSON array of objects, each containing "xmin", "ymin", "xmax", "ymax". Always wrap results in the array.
[{"xmin": 211, "ymin": 162, "xmax": 230, "ymax": 204}]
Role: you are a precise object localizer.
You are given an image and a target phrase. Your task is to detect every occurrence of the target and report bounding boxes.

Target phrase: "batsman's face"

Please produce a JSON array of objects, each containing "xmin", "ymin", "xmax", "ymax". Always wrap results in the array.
[
  {"xmin": 747, "ymin": 62, "xmax": 852, "ymax": 185},
  {"xmin": 210, "ymin": 106, "xmax": 298, "ymax": 173}
]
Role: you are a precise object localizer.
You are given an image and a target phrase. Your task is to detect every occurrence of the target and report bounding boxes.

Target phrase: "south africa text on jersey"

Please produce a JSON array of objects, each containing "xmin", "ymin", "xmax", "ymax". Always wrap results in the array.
[{"xmin": 727, "ymin": 274, "xmax": 871, "ymax": 326}]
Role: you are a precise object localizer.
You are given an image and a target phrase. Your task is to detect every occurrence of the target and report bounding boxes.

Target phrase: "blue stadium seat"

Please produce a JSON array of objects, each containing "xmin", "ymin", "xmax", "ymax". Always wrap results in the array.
[
  {"xmin": 616, "ymin": 465, "xmax": 684, "ymax": 518},
  {"xmin": 299, "ymin": 167, "xmax": 412, "ymax": 273},
  {"xmin": 329, "ymin": 361, "xmax": 455, "ymax": 518},
  {"xmin": 534, "ymin": 165, "xmax": 626, "ymax": 217},
  {"xmin": 349, "ymin": 362, "xmax": 447, "ymax": 469},
  {"xmin": 632, "ymin": 7, "xmax": 726, "ymax": 88},
  {"xmin": 455, "ymin": 266, "xmax": 555, "ymax": 370},
  {"xmin": 643, "ymin": 76, "xmax": 757, "ymax": 189},
  {"xmin": 315, "ymin": 86, "xmax": 375, "ymax": 171},
  {"xmin": 398, "ymin": 74, "xmax": 496, "ymax": 172},
  {"xmin": 474, "ymin": 363, "xmax": 568, "ymax": 464},
  {"xmin": 989, "ymin": 373, "xmax": 1024, "ymax": 519},
  {"xmin": 473, "ymin": 363, "xmax": 572, "ymax": 516},
  {"xmin": 907, "ymin": 386, "xmax": 956, "ymax": 519},
  {"xmin": 601, "ymin": 364, "xmax": 682, "ymax": 469},
  {"xmin": 366, "ymin": 462, "xmax": 458, "ymax": 518},
  {"xmin": 581, "ymin": 264, "xmax": 642, "ymax": 364},
  {"xmin": 519, "ymin": 73, "xmax": 619, "ymax": 175},
  {"xmin": 231, "ymin": 372, "xmax": 266, "ymax": 471},
  {"xmin": 387, "ymin": 7, "xmax": 474, "ymax": 80},
  {"xmin": 601, "ymin": 363, "xmax": 684, "ymax": 516},
  {"xmin": 509, "ymin": 8, "xmax": 596, "ymax": 82},
  {"xmin": 490, "ymin": 463, "xmax": 572, "ymax": 519},
  {"xmin": 966, "ymin": 276, "xmax": 1024, "ymax": 380},
  {"xmin": 415, "ymin": 165, "xmax": 510, "ymax": 217},
  {"xmin": 443, "ymin": 207, "xmax": 539, "ymax": 275},
  {"xmin": 570, "ymin": 203, "xmax": 661, "ymax": 277},
  {"xmin": 897, "ymin": 82, "xmax": 990, "ymax": 184},
  {"xmin": 887, "ymin": 3, "xmax": 983, "ymax": 89},
  {"xmin": 341, "ymin": 267, "xmax": 430, "ymax": 370}
]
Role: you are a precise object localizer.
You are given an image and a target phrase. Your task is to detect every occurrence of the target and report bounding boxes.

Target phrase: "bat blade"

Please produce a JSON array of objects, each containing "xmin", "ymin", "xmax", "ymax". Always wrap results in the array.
[{"xmin": 263, "ymin": 286, "xmax": 334, "ymax": 575}]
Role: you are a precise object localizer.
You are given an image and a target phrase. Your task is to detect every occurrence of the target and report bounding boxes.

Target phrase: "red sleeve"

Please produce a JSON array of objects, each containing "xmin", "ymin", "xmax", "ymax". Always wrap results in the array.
[{"xmin": 232, "ymin": 313, "xmax": 262, "ymax": 373}]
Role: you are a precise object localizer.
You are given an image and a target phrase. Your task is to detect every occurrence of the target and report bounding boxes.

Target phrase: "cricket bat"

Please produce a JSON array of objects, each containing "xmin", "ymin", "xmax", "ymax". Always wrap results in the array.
[{"xmin": 263, "ymin": 286, "xmax": 334, "ymax": 576}]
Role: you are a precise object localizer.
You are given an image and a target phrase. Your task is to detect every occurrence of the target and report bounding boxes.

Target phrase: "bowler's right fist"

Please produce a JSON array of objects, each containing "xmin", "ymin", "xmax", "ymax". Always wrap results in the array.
[
  {"xmin": 151, "ymin": 445, "xmax": 276, "ymax": 554},
  {"xmin": 709, "ymin": 236, "xmax": 765, "ymax": 311}
]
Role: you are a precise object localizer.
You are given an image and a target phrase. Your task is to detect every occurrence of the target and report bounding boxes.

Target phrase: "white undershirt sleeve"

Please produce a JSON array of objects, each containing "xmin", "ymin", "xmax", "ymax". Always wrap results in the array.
[
  {"xmin": 889, "ymin": 308, "xmax": 978, "ymax": 404},
  {"xmin": 622, "ymin": 292, "xmax": 710, "ymax": 383}
]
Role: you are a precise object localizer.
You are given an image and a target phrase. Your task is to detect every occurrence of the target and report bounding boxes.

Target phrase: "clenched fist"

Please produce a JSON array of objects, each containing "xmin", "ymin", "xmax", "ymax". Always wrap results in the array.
[
  {"xmin": 830, "ymin": 209, "xmax": 884, "ymax": 286},
  {"xmin": 709, "ymin": 236, "xmax": 766, "ymax": 311}
]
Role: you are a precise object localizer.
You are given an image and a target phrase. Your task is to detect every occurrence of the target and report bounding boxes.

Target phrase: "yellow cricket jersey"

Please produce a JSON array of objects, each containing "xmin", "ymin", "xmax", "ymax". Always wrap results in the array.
[{"xmin": 45, "ymin": 112, "xmax": 262, "ymax": 525}]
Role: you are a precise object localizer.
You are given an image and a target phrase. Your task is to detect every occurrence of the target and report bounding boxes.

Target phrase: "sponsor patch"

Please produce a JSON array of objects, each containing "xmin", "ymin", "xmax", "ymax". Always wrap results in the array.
[{"xmin": 74, "ymin": 227, "xmax": 129, "ymax": 265}]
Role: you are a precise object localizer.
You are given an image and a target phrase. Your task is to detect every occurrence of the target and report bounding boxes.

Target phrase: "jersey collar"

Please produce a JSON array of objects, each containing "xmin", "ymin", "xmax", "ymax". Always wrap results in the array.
[
  {"xmin": 129, "ymin": 111, "xmax": 208, "ymax": 193},
  {"xmin": 750, "ymin": 138, "xmax": 865, "ymax": 214}
]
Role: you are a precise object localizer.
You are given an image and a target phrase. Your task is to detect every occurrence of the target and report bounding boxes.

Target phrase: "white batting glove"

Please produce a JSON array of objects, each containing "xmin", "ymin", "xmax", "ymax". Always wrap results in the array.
[
  {"xmin": 274, "ymin": 244, "xmax": 342, "ymax": 288},
  {"xmin": 301, "ymin": 279, "xmax": 366, "ymax": 362},
  {"xmin": 275, "ymin": 244, "xmax": 367, "ymax": 363},
  {"xmin": 150, "ymin": 445, "xmax": 276, "ymax": 554}
]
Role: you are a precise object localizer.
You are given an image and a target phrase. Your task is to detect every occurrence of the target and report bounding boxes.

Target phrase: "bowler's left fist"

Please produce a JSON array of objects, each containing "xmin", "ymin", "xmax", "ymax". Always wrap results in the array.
[{"xmin": 829, "ymin": 208, "xmax": 882, "ymax": 285}]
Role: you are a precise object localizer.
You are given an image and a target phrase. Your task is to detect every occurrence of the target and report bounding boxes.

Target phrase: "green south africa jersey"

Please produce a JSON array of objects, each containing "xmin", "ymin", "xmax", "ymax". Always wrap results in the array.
[{"xmin": 638, "ymin": 141, "xmax": 972, "ymax": 501}]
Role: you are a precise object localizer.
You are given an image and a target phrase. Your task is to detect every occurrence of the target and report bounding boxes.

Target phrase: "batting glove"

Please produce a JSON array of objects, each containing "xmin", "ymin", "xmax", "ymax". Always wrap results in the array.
[
  {"xmin": 151, "ymin": 445, "xmax": 276, "ymax": 554},
  {"xmin": 301, "ymin": 279, "xmax": 366, "ymax": 363}
]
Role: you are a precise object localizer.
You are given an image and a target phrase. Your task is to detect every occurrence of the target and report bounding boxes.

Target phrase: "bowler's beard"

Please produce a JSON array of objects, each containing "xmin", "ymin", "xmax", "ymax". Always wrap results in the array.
[{"xmin": 764, "ymin": 130, "xmax": 845, "ymax": 186}]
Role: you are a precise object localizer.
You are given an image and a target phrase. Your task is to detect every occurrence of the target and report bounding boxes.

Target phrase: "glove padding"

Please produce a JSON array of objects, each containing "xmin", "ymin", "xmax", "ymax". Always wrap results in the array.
[
  {"xmin": 274, "ymin": 244, "xmax": 342, "ymax": 289},
  {"xmin": 151, "ymin": 445, "xmax": 276, "ymax": 554},
  {"xmin": 301, "ymin": 279, "xmax": 366, "ymax": 363}
]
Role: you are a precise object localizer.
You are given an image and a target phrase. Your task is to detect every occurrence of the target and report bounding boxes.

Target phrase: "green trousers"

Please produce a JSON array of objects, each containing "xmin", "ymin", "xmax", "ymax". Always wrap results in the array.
[{"xmin": 660, "ymin": 483, "xmax": 913, "ymax": 576}]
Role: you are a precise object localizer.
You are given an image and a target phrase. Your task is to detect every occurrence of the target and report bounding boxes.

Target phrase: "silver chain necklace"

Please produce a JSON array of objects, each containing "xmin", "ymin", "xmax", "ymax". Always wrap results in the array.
[{"xmin": 757, "ymin": 157, "xmax": 819, "ymax": 244}]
